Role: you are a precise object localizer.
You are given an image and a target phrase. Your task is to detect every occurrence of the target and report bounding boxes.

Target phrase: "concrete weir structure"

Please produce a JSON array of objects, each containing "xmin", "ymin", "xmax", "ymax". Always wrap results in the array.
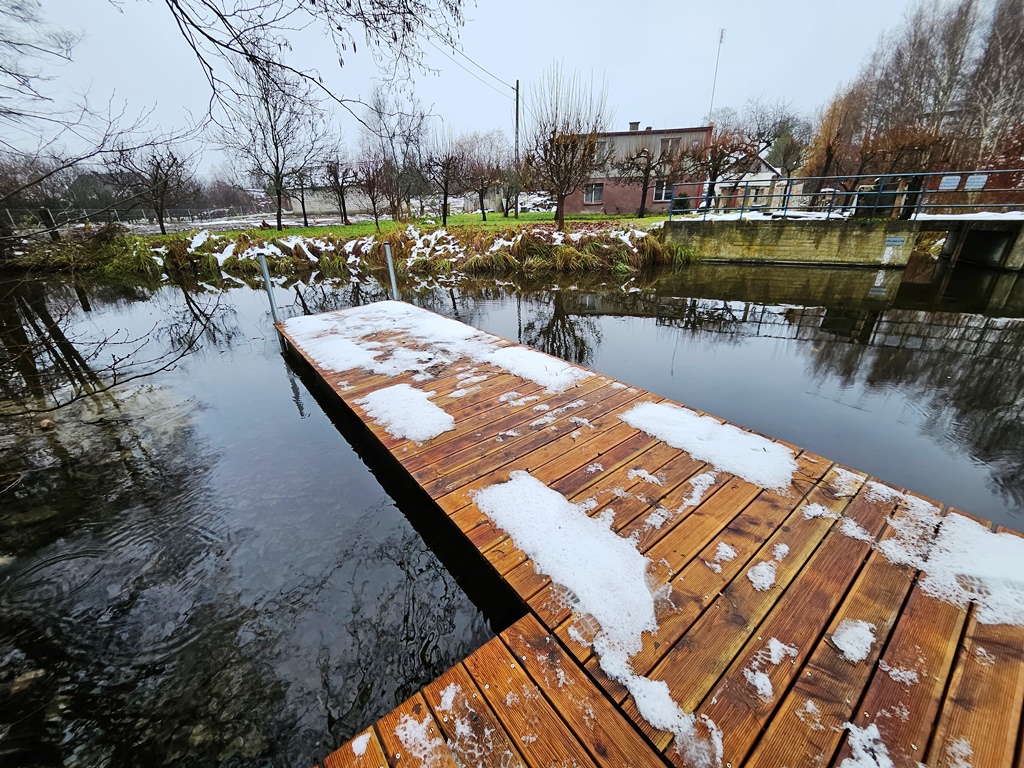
[{"xmin": 663, "ymin": 217, "xmax": 1024, "ymax": 270}]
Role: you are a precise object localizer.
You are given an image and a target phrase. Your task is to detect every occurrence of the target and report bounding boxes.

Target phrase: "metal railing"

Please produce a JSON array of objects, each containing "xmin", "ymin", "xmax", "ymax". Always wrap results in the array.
[{"xmin": 669, "ymin": 168, "xmax": 1024, "ymax": 221}]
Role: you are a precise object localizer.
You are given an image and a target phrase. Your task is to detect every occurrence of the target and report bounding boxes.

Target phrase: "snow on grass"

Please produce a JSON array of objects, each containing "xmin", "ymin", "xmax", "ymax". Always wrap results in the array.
[
  {"xmin": 473, "ymin": 471, "xmax": 723, "ymax": 768},
  {"xmin": 394, "ymin": 712, "xmax": 447, "ymax": 766},
  {"xmin": 832, "ymin": 619, "xmax": 876, "ymax": 663},
  {"xmin": 355, "ymin": 384, "xmax": 454, "ymax": 443},
  {"xmin": 680, "ymin": 471, "xmax": 718, "ymax": 510},
  {"xmin": 188, "ymin": 229, "xmax": 210, "ymax": 252},
  {"xmin": 620, "ymin": 402, "xmax": 796, "ymax": 490},
  {"xmin": 840, "ymin": 723, "xmax": 894, "ymax": 768},
  {"xmin": 747, "ymin": 561, "xmax": 777, "ymax": 591},
  {"xmin": 628, "ymin": 468, "xmax": 663, "ymax": 485},
  {"xmin": 350, "ymin": 733, "xmax": 371, "ymax": 756}
]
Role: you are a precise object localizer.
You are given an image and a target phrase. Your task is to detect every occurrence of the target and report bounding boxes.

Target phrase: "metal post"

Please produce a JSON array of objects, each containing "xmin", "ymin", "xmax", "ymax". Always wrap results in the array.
[
  {"xmin": 739, "ymin": 182, "xmax": 749, "ymax": 219},
  {"xmin": 384, "ymin": 241, "xmax": 399, "ymax": 301},
  {"xmin": 257, "ymin": 251, "xmax": 282, "ymax": 324},
  {"xmin": 514, "ymin": 79, "xmax": 520, "ymax": 220},
  {"xmin": 782, "ymin": 179, "xmax": 792, "ymax": 218}
]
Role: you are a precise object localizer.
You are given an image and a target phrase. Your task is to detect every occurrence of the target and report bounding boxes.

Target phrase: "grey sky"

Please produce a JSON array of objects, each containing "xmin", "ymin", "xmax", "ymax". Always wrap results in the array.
[{"xmin": 44, "ymin": 0, "xmax": 914, "ymax": 172}]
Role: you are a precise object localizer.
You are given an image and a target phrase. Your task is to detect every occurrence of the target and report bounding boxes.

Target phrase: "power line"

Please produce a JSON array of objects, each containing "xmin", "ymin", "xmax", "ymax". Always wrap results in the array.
[{"xmin": 425, "ymin": 38, "xmax": 513, "ymax": 102}]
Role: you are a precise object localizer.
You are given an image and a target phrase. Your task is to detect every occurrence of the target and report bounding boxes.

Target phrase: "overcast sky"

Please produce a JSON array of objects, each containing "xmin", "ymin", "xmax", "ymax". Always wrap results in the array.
[{"xmin": 43, "ymin": 0, "xmax": 915, "ymax": 173}]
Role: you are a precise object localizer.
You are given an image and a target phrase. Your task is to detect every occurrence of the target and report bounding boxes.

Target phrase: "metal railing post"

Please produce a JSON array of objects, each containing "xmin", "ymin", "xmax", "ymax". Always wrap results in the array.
[
  {"xmin": 257, "ymin": 251, "xmax": 282, "ymax": 325},
  {"xmin": 384, "ymin": 241, "xmax": 400, "ymax": 301},
  {"xmin": 739, "ymin": 182, "xmax": 749, "ymax": 219}
]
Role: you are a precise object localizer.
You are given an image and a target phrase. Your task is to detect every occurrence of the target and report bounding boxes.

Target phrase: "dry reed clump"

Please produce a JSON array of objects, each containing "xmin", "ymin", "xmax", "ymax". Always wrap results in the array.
[{"xmin": 462, "ymin": 249, "xmax": 519, "ymax": 273}]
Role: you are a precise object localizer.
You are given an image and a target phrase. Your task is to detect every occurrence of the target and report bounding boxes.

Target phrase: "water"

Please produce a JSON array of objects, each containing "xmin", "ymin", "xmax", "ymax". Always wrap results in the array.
[{"xmin": 1, "ymin": 259, "xmax": 1023, "ymax": 766}]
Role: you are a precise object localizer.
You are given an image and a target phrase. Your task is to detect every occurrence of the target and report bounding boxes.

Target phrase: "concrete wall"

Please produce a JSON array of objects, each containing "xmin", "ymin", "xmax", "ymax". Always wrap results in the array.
[{"xmin": 663, "ymin": 219, "xmax": 923, "ymax": 267}]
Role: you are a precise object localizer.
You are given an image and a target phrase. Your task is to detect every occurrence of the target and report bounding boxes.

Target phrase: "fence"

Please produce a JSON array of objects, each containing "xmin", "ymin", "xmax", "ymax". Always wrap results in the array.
[
  {"xmin": 4, "ymin": 204, "xmax": 280, "ymax": 232},
  {"xmin": 670, "ymin": 168, "xmax": 1024, "ymax": 221}
]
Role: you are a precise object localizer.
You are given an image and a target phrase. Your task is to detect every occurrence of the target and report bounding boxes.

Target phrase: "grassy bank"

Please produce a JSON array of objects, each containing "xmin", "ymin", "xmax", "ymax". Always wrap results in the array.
[{"xmin": 3, "ymin": 213, "xmax": 695, "ymax": 281}]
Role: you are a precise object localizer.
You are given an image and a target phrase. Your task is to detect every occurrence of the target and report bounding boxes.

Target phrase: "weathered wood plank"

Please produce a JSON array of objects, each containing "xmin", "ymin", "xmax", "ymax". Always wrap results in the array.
[
  {"xmin": 501, "ymin": 614, "xmax": 662, "ymax": 768},
  {"xmin": 924, "ymin": 523, "xmax": 1024, "ymax": 768},
  {"xmin": 375, "ymin": 692, "xmax": 460, "ymax": 768},
  {"xmin": 323, "ymin": 726, "xmax": 389, "ymax": 768},
  {"xmin": 462, "ymin": 634, "xmax": 601, "ymax": 768},
  {"xmin": 421, "ymin": 662, "xmax": 529, "ymax": 768}
]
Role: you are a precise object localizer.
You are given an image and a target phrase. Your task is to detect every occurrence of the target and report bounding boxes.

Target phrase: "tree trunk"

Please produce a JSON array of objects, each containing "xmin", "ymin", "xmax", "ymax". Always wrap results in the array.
[
  {"xmin": 441, "ymin": 183, "xmax": 449, "ymax": 227},
  {"xmin": 479, "ymin": 188, "xmax": 487, "ymax": 222},
  {"xmin": 556, "ymin": 195, "xmax": 567, "ymax": 231},
  {"xmin": 157, "ymin": 206, "xmax": 167, "ymax": 235},
  {"xmin": 276, "ymin": 187, "xmax": 284, "ymax": 231},
  {"xmin": 638, "ymin": 181, "xmax": 648, "ymax": 218},
  {"xmin": 299, "ymin": 185, "xmax": 309, "ymax": 227}
]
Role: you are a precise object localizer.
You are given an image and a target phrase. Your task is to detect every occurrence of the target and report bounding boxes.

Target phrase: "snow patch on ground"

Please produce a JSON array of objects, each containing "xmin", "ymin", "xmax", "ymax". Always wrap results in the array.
[
  {"xmin": 680, "ymin": 471, "xmax": 718, "ymax": 510},
  {"xmin": 473, "ymin": 471, "xmax": 723, "ymax": 768},
  {"xmin": 620, "ymin": 402, "xmax": 796, "ymax": 490},
  {"xmin": 832, "ymin": 619, "xmax": 876, "ymax": 663},
  {"xmin": 748, "ymin": 561, "xmax": 777, "ymax": 591},
  {"xmin": 840, "ymin": 723, "xmax": 893, "ymax": 768},
  {"xmin": 350, "ymin": 733, "xmax": 370, "ymax": 756},
  {"xmin": 355, "ymin": 384, "xmax": 454, "ymax": 443}
]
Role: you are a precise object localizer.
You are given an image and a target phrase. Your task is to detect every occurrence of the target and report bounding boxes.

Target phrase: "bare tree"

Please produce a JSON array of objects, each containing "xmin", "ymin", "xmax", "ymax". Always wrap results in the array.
[
  {"xmin": 325, "ymin": 155, "xmax": 356, "ymax": 224},
  {"xmin": 525, "ymin": 62, "xmax": 612, "ymax": 230},
  {"xmin": 460, "ymin": 130, "xmax": 506, "ymax": 222},
  {"xmin": 157, "ymin": 0, "xmax": 467, "ymax": 124},
  {"xmin": 361, "ymin": 88, "xmax": 428, "ymax": 221},
  {"xmin": 215, "ymin": 56, "xmax": 331, "ymax": 230},
  {"xmin": 423, "ymin": 130, "xmax": 465, "ymax": 227},
  {"xmin": 966, "ymin": 0, "xmax": 1024, "ymax": 163},
  {"xmin": 107, "ymin": 143, "xmax": 201, "ymax": 234},
  {"xmin": 354, "ymin": 146, "xmax": 390, "ymax": 232},
  {"xmin": 613, "ymin": 136, "xmax": 672, "ymax": 218}
]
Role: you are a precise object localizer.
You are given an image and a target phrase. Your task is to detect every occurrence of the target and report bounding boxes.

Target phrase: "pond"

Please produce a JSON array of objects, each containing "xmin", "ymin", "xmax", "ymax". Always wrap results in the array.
[{"xmin": 1, "ymin": 258, "xmax": 1023, "ymax": 767}]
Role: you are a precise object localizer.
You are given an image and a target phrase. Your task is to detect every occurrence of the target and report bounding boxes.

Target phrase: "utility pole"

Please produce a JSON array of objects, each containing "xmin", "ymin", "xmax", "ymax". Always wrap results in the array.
[
  {"xmin": 514, "ymin": 78, "xmax": 520, "ymax": 219},
  {"xmin": 708, "ymin": 28, "xmax": 725, "ymax": 124}
]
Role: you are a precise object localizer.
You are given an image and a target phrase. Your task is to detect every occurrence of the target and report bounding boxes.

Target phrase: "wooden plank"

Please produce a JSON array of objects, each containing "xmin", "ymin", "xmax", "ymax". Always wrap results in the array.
[
  {"xmin": 559, "ymin": 458, "xmax": 833, "ymax": 673},
  {"xmin": 427, "ymin": 396, "xmax": 663, "ymax": 507},
  {"xmin": 688, "ymin": 478, "xmax": 898, "ymax": 768},
  {"xmin": 501, "ymin": 613, "xmax": 663, "ymax": 768},
  {"xmin": 742, "ymin": 500, "xmax": 915, "ymax": 768},
  {"xmin": 621, "ymin": 472, "xmax": 874, "ymax": 750},
  {"xmin": 375, "ymin": 692, "xmax": 460, "ymax": 768},
  {"xmin": 924, "ymin": 523, "xmax": 1024, "ymax": 768},
  {"xmin": 421, "ymin": 661, "xmax": 528, "ymax": 768},
  {"xmin": 323, "ymin": 726, "xmax": 389, "ymax": 768},
  {"xmin": 461, "ymin": 629, "xmax": 600, "ymax": 768},
  {"xmin": 832, "ymin": 587, "xmax": 967, "ymax": 767}
]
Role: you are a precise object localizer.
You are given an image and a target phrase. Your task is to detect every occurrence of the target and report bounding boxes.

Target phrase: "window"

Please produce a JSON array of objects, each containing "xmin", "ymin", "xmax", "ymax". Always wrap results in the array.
[
  {"xmin": 660, "ymin": 137, "xmax": 680, "ymax": 156},
  {"xmin": 653, "ymin": 180, "xmax": 672, "ymax": 202},
  {"xmin": 595, "ymin": 140, "xmax": 608, "ymax": 156},
  {"xmin": 584, "ymin": 183, "xmax": 603, "ymax": 204}
]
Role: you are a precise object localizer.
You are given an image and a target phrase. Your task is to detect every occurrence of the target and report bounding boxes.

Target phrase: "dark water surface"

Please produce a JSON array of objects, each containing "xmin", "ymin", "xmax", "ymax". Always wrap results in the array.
[{"xmin": 2, "ymin": 258, "xmax": 1023, "ymax": 766}]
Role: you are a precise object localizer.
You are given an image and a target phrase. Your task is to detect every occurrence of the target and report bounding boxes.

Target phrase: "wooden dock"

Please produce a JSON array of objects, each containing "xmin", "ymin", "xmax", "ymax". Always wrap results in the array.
[{"xmin": 279, "ymin": 301, "xmax": 1024, "ymax": 768}]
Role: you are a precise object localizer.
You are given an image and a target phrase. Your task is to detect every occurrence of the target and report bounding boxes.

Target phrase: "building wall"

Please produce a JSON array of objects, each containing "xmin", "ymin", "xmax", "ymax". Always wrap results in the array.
[{"xmin": 564, "ymin": 180, "xmax": 703, "ymax": 215}]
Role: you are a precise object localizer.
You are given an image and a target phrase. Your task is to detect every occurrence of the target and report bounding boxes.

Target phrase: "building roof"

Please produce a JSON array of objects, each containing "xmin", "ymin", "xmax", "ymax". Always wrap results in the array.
[{"xmin": 599, "ymin": 125, "xmax": 711, "ymax": 138}]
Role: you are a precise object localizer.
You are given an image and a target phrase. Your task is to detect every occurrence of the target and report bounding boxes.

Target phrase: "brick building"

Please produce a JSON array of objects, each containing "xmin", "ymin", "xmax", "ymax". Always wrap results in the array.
[{"xmin": 563, "ymin": 122, "xmax": 711, "ymax": 215}]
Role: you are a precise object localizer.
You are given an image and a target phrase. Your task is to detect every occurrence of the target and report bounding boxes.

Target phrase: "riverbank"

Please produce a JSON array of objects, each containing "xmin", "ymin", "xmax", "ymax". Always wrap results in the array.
[{"xmin": 1, "ymin": 214, "xmax": 686, "ymax": 281}]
